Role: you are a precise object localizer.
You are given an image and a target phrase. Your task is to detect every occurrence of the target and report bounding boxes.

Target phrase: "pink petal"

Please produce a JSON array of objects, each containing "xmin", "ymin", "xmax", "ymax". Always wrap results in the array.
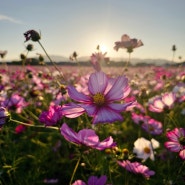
[
  {"xmin": 164, "ymin": 141, "xmax": 181, "ymax": 152},
  {"xmin": 88, "ymin": 71, "xmax": 108, "ymax": 95},
  {"xmin": 67, "ymin": 86, "xmax": 91, "ymax": 103},
  {"xmin": 92, "ymin": 107, "xmax": 123, "ymax": 124},
  {"xmin": 106, "ymin": 76, "xmax": 129, "ymax": 101}
]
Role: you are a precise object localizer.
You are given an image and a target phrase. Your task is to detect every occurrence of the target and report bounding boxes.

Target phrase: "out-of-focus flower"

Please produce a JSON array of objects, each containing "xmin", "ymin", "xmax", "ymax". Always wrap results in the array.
[
  {"xmin": 24, "ymin": 30, "xmax": 41, "ymax": 42},
  {"xmin": 90, "ymin": 51, "xmax": 109, "ymax": 72},
  {"xmin": 0, "ymin": 107, "xmax": 10, "ymax": 127},
  {"xmin": 165, "ymin": 128, "xmax": 185, "ymax": 160},
  {"xmin": 15, "ymin": 125, "xmax": 26, "ymax": 134},
  {"xmin": 142, "ymin": 118, "xmax": 163, "ymax": 135},
  {"xmin": 133, "ymin": 137, "xmax": 160, "ymax": 161},
  {"xmin": 60, "ymin": 123, "xmax": 116, "ymax": 150},
  {"xmin": 72, "ymin": 175, "xmax": 110, "ymax": 185},
  {"xmin": 132, "ymin": 113, "xmax": 163, "ymax": 135},
  {"xmin": 0, "ymin": 50, "xmax": 7, "ymax": 59},
  {"xmin": 117, "ymin": 160, "xmax": 155, "ymax": 179},
  {"xmin": 63, "ymin": 71, "xmax": 135, "ymax": 124},
  {"xmin": 114, "ymin": 34, "xmax": 143, "ymax": 53},
  {"xmin": 2, "ymin": 94, "xmax": 28, "ymax": 113},
  {"xmin": 39, "ymin": 105, "xmax": 63, "ymax": 126},
  {"xmin": 148, "ymin": 92, "xmax": 176, "ymax": 113}
]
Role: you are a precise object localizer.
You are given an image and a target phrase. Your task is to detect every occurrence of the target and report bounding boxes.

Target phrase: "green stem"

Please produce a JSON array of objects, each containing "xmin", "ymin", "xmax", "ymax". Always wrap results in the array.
[
  {"xmin": 69, "ymin": 156, "xmax": 81, "ymax": 185},
  {"xmin": 37, "ymin": 40, "xmax": 66, "ymax": 82},
  {"xmin": 10, "ymin": 118, "xmax": 59, "ymax": 131}
]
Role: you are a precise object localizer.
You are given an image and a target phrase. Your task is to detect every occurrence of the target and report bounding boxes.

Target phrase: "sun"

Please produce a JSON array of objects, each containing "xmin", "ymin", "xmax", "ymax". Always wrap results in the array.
[{"xmin": 99, "ymin": 44, "xmax": 108, "ymax": 53}]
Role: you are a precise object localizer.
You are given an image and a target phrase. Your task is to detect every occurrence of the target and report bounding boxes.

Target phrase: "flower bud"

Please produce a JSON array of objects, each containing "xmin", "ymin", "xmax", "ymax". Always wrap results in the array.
[
  {"xmin": 0, "ymin": 107, "xmax": 10, "ymax": 127},
  {"xmin": 24, "ymin": 30, "xmax": 41, "ymax": 42}
]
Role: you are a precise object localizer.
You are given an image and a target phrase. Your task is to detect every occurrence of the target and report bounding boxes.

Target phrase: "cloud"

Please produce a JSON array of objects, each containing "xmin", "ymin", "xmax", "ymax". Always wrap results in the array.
[{"xmin": 0, "ymin": 14, "xmax": 22, "ymax": 24}]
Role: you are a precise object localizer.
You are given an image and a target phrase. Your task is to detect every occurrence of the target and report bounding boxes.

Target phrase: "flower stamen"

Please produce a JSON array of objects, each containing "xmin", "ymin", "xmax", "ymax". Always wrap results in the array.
[{"xmin": 93, "ymin": 93, "xmax": 105, "ymax": 106}]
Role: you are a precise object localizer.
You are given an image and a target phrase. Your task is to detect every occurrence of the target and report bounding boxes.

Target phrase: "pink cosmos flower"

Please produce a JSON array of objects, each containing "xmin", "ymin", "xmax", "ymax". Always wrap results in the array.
[
  {"xmin": 165, "ymin": 128, "xmax": 185, "ymax": 160},
  {"xmin": 0, "ymin": 107, "xmax": 10, "ymax": 127},
  {"xmin": 39, "ymin": 105, "xmax": 63, "ymax": 126},
  {"xmin": 117, "ymin": 160, "xmax": 155, "ymax": 179},
  {"xmin": 90, "ymin": 52, "xmax": 109, "ymax": 72},
  {"xmin": 2, "ymin": 94, "xmax": 28, "ymax": 113},
  {"xmin": 148, "ymin": 92, "xmax": 176, "ymax": 113},
  {"xmin": 72, "ymin": 175, "xmax": 110, "ymax": 185},
  {"xmin": 114, "ymin": 34, "xmax": 143, "ymax": 53},
  {"xmin": 132, "ymin": 113, "xmax": 163, "ymax": 135},
  {"xmin": 63, "ymin": 71, "xmax": 135, "ymax": 124},
  {"xmin": 60, "ymin": 123, "xmax": 116, "ymax": 150},
  {"xmin": 15, "ymin": 125, "xmax": 26, "ymax": 134}
]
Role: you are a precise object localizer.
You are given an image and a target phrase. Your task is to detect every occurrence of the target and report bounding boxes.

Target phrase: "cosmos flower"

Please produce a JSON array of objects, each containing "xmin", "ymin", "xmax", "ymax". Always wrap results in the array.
[
  {"xmin": 90, "ymin": 51, "xmax": 109, "ymax": 72},
  {"xmin": 165, "ymin": 128, "xmax": 185, "ymax": 160},
  {"xmin": 72, "ymin": 175, "xmax": 109, "ymax": 185},
  {"xmin": 0, "ymin": 107, "xmax": 10, "ymax": 127},
  {"xmin": 114, "ymin": 34, "xmax": 143, "ymax": 53},
  {"xmin": 63, "ymin": 71, "xmax": 135, "ymax": 124},
  {"xmin": 133, "ymin": 137, "xmax": 160, "ymax": 161},
  {"xmin": 141, "ymin": 118, "xmax": 163, "ymax": 135},
  {"xmin": 39, "ymin": 105, "xmax": 63, "ymax": 126},
  {"xmin": 60, "ymin": 123, "xmax": 116, "ymax": 150},
  {"xmin": 2, "ymin": 94, "xmax": 28, "ymax": 113},
  {"xmin": 148, "ymin": 92, "xmax": 176, "ymax": 113},
  {"xmin": 117, "ymin": 160, "xmax": 155, "ymax": 179}
]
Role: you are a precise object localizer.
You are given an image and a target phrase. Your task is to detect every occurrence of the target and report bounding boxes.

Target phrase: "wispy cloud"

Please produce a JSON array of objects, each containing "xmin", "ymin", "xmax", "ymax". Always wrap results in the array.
[{"xmin": 0, "ymin": 14, "xmax": 22, "ymax": 24}]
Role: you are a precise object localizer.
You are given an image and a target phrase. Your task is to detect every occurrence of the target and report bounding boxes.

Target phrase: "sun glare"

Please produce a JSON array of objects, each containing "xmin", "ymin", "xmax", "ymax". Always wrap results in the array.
[{"xmin": 100, "ymin": 44, "xmax": 108, "ymax": 53}]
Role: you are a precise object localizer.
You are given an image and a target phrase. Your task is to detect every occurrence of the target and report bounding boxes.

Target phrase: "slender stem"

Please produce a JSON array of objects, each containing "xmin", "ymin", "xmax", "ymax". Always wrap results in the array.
[
  {"xmin": 69, "ymin": 156, "xmax": 81, "ymax": 185},
  {"xmin": 10, "ymin": 118, "xmax": 59, "ymax": 130},
  {"xmin": 37, "ymin": 40, "xmax": 66, "ymax": 82}
]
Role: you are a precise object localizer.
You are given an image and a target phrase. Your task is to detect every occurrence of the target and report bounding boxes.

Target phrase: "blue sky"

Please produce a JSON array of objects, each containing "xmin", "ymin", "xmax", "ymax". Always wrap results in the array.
[{"xmin": 1, "ymin": 0, "xmax": 185, "ymax": 62}]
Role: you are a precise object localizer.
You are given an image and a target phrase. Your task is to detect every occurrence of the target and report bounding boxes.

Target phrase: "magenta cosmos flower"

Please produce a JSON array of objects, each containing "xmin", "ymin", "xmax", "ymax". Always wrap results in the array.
[
  {"xmin": 114, "ymin": 34, "xmax": 143, "ymax": 53},
  {"xmin": 165, "ymin": 128, "xmax": 185, "ymax": 160},
  {"xmin": 62, "ymin": 71, "xmax": 135, "ymax": 124},
  {"xmin": 117, "ymin": 160, "xmax": 155, "ymax": 179},
  {"xmin": 72, "ymin": 175, "xmax": 110, "ymax": 185},
  {"xmin": 60, "ymin": 123, "xmax": 116, "ymax": 150},
  {"xmin": 39, "ymin": 105, "xmax": 63, "ymax": 126}
]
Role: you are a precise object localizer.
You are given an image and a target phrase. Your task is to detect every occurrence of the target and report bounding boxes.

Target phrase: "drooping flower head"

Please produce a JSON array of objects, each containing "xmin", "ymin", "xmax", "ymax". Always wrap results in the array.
[
  {"xmin": 0, "ymin": 50, "xmax": 8, "ymax": 59},
  {"xmin": 165, "ymin": 127, "xmax": 185, "ymax": 160},
  {"xmin": 114, "ymin": 34, "xmax": 143, "ymax": 53},
  {"xmin": 62, "ymin": 71, "xmax": 135, "ymax": 124},
  {"xmin": 60, "ymin": 123, "xmax": 116, "ymax": 150},
  {"xmin": 24, "ymin": 30, "xmax": 41, "ymax": 42}
]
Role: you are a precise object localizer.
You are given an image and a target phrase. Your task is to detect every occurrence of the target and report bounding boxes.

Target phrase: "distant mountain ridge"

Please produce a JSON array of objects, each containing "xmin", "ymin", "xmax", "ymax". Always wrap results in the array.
[{"xmin": 46, "ymin": 55, "xmax": 175, "ymax": 66}]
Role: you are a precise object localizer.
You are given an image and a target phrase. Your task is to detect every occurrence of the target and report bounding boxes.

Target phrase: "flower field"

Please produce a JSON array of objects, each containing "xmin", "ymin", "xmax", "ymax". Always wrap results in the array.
[{"xmin": 0, "ymin": 31, "xmax": 185, "ymax": 185}]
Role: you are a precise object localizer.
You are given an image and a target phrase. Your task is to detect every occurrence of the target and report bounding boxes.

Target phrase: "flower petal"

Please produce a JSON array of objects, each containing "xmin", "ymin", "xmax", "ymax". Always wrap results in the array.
[
  {"xmin": 92, "ymin": 107, "xmax": 123, "ymax": 124},
  {"xmin": 88, "ymin": 71, "xmax": 108, "ymax": 95},
  {"xmin": 60, "ymin": 123, "xmax": 79, "ymax": 144},
  {"xmin": 67, "ymin": 86, "xmax": 91, "ymax": 103},
  {"xmin": 106, "ymin": 76, "xmax": 129, "ymax": 101}
]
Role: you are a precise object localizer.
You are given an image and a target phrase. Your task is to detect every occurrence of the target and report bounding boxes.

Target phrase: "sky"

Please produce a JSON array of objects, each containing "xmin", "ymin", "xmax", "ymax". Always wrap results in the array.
[{"xmin": 0, "ymin": 0, "xmax": 185, "ymax": 62}]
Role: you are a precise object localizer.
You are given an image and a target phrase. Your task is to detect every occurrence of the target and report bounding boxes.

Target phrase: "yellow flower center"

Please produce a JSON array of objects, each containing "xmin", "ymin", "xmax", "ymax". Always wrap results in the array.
[
  {"xmin": 144, "ymin": 147, "xmax": 151, "ymax": 154},
  {"xmin": 93, "ymin": 92, "xmax": 105, "ymax": 106}
]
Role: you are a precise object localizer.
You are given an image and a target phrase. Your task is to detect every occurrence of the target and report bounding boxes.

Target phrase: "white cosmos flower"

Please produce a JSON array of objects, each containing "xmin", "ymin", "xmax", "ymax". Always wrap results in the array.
[{"xmin": 133, "ymin": 137, "xmax": 160, "ymax": 161}]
